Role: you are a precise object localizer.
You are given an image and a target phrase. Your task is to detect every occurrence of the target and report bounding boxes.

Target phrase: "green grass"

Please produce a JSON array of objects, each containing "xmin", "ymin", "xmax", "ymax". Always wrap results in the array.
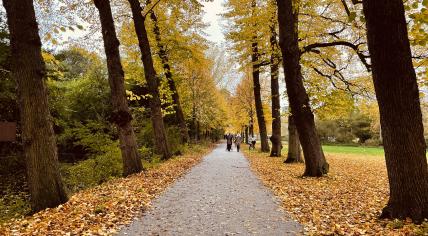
[
  {"xmin": 280, "ymin": 141, "xmax": 385, "ymax": 156},
  {"xmin": 322, "ymin": 145, "xmax": 384, "ymax": 156}
]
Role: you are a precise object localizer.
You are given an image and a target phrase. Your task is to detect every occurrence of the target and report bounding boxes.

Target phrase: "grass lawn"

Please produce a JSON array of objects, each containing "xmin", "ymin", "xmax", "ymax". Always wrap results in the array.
[
  {"xmin": 322, "ymin": 144, "xmax": 384, "ymax": 156},
  {"xmin": 279, "ymin": 142, "xmax": 385, "ymax": 157}
]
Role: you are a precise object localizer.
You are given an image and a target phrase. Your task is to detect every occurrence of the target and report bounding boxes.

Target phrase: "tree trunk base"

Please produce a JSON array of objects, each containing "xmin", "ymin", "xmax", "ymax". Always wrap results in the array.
[
  {"xmin": 284, "ymin": 156, "xmax": 303, "ymax": 163},
  {"xmin": 380, "ymin": 202, "xmax": 428, "ymax": 224},
  {"xmin": 303, "ymin": 162, "xmax": 329, "ymax": 177}
]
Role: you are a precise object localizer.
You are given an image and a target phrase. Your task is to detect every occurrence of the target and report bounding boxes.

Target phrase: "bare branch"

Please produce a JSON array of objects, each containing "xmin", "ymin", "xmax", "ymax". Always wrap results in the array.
[{"xmin": 302, "ymin": 41, "xmax": 372, "ymax": 72}]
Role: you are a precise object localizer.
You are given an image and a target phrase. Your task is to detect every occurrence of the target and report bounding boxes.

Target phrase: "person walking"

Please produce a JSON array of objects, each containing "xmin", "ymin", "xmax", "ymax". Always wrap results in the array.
[
  {"xmin": 249, "ymin": 135, "xmax": 256, "ymax": 150},
  {"xmin": 226, "ymin": 133, "xmax": 233, "ymax": 151},
  {"xmin": 235, "ymin": 134, "xmax": 242, "ymax": 152}
]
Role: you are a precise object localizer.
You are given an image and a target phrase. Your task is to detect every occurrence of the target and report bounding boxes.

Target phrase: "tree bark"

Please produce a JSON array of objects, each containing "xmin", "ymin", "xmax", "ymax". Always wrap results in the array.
[
  {"xmin": 127, "ymin": 0, "xmax": 171, "ymax": 160},
  {"xmin": 148, "ymin": 4, "xmax": 189, "ymax": 143},
  {"xmin": 3, "ymin": 0, "xmax": 68, "ymax": 212},
  {"xmin": 362, "ymin": 0, "xmax": 428, "ymax": 222},
  {"xmin": 251, "ymin": 0, "xmax": 269, "ymax": 153},
  {"xmin": 251, "ymin": 43, "xmax": 270, "ymax": 152},
  {"xmin": 245, "ymin": 125, "xmax": 249, "ymax": 144},
  {"xmin": 94, "ymin": 0, "xmax": 142, "ymax": 176},
  {"xmin": 276, "ymin": 0, "xmax": 329, "ymax": 176},
  {"xmin": 285, "ymin": 115, "xmax": 303, "ymax": 163},
  {"xmin": 269, "ymin": 20, "xmax": 282, "ymax": 157}
]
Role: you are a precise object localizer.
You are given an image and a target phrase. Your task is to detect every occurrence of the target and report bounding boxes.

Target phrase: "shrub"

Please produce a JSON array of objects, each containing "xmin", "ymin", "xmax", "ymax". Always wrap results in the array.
[
  {"xmin": 364, "ymin": 138, "xmax": 382, "ymax": 146},
  {"xmin": 61, "ymin": 144, "xmax": 122, "ymax": 193}
]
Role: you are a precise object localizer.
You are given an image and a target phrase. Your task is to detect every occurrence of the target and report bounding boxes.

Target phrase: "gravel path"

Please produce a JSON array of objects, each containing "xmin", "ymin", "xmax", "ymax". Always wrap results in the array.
[{"xmin": 118, "ymin": 144, "xmax": 303, "ymax": 236}]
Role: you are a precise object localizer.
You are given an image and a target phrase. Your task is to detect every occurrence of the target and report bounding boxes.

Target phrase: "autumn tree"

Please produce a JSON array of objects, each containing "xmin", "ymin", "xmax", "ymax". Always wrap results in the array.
[
  {"xmin": 276, "ymin": 0, "xmax": 329, "ymax": 176},
  {"xmin": 147, "ymin": 0, "xmax": 189, "ymax": 143},
  {"xmin": 127, "ymin": 0, "xmax": 171, "ymax": 160},
  {"xmin": 230, "ymin": 69, "xmax": 256, "ymax": 140},
  {"xmin": 177, "ymin": 56, "xmax": 227, "ymax": 141},
  {"xmin": 93, "ymin": 0, "xmax": 142, "ymax": 176},
  {"xmin": 3, "ymin": 0, "xmax": 68, "ymax": 211},
  {"xmin": 250, "ymin": 0, "xmax": 269, "ymax": 152},
  {"xmin": 268, "ymin": 2, "xmax": 281, "ymax": 157},
  {"xmin": 224, "ymin": 0, "xmax": 270, "ymax": 152},
  {"xmin": 362, "ymin": 0, "xmax": 428, "ymax": 222}
]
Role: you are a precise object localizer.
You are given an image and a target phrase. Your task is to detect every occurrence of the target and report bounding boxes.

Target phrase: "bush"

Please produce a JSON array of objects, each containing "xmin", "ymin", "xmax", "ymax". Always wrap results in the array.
[
  {"xmin": 61, "ymin": 144, "xmax": 122, "ymax": 193},
  {"xmin": 135, "ymin": 119, "xmax": 184, "ymax": 158},
  {"xmin": 166, "ymin": 126, "xmax": 184, "ymax": 155},
  {"xmin": 364, "ymin": 138, "xmax": 382, "ymax": 146}
]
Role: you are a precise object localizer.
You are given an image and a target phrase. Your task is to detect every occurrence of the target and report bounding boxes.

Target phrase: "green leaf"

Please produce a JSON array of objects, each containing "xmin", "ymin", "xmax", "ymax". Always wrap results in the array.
[{"xmin": 348, "ymin": 12, "xmax": 357, "ymax": 22}]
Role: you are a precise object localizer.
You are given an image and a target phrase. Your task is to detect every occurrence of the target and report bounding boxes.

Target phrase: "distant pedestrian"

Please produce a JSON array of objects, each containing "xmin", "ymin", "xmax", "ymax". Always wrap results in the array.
[
  {"xmin": 226, "ymin": 133, "xmax": 233, "ymax": 151},
  {"xmin": 235, "ymin": 134, "xmax": 242, "ymax": 152},
  {"xmin": 249, "ymin": 135, "xmax": 256, "ymax": 150}
]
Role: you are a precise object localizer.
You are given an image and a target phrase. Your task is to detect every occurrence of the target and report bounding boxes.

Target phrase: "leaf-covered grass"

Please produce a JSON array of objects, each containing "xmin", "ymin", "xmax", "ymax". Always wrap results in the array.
[
  {"xmin": 0, "ymin": 143, "xmax": 214, "ymax": 235},
  {"xmin": 244, "ymin": 149, "xmax": 428, "ymax": 235}
]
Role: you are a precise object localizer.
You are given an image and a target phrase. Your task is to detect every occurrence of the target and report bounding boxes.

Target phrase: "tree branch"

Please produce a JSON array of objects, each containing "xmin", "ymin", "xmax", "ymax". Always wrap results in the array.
[
  {"xmin": 302, "ymin": 41, "xmax": 372, "ymax": 72},
  {"xmin": 143, "ymin": 0, "xmax": 162, "ymax": 17}
]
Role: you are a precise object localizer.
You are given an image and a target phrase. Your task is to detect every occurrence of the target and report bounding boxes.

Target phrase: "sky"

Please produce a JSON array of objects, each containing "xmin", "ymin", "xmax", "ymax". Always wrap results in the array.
[{"xmin": 202, "ymin": 0, "xmax": 226, "ymax": 44}]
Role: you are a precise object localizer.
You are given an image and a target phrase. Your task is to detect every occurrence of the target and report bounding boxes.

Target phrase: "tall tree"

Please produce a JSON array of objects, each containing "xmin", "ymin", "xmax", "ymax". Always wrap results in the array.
[
  {"xmin": 276, "ymin": 0, "xmax": 329, "ymax": 176},
  {"xmin": 251, "ymin": 0, "xmax": 270, "ymax": 152},
  {"xmin": 93, "ymin": 0, "xmax": 142, "ymax": 176},
  {"xmin": 362, "ymin": 0, "xmax": 428, "ymax": 222},
  {"xmin": 3, "ymin": 0, "xmax": 68, "ymax": 211},
  {"xmin": 147, "ymin": 2, "xmax": 189, "ymax": 143},
  {"xmin": 127, "ymin": 0, "xmax": 171, "ymax": 160},
  {"xmin": 269, "ymin": 9, "xmax": 281, "ymax": 157}
]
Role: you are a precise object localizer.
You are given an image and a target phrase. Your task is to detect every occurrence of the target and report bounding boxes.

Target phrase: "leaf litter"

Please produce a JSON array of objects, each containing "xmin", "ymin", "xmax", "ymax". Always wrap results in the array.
[
  {"xmin": 0, "ymin": 145, "xmax": 213, "ymax": 235},
  {"xmin": 244, "ymin": 151, "xmax": 428, "ymax": 235}
]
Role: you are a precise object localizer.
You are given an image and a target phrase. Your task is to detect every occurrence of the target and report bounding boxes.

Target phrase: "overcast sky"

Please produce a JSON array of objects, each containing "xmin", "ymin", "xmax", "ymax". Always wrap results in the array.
[{"xmin": 202, "ymin": 0, "xmax": 226, "ymax": 44}]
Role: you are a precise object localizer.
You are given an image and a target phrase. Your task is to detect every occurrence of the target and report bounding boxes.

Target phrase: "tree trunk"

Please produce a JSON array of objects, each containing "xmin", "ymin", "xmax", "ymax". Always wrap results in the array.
[
  {"xmin": 3, "ymin": 0, "xmax": 68, "ymax": 212},
  {"xmin": 251, "ymin": 43, "xmax": 270, "ymax": 152},
  {"xmin": 127, "ymin": 0, "xmax": 171, "ymax": 160},
  {"xmin": 285, "ymin": 115, "xmax": 303, "ymax": 163},
  {"xmin": 196, "ymin": 121, "xmax": 201, "ymax": 141},
  {"xmin": 245, "ymin": 125, "xmax": 249, "ymax": 144},
  {"xmin": 249, "ymin": 111, "xmax": 254, "ymax": 137},
  {"xmin": 251, "ymin": 0, "xmax": 269, "ymax": 153},
  {"xmin": 362, "ymin": 0, "xmax": 428, "ymax": 222},
  {"xmin": 94, "ymin": 0, "xmax": 142, "ymax": 176},
  {"xmin": 276, "ymin": 0, "xmax": 329, "ymax": 176},
  {"xmin": 148, "ymin": 5, "xmax": 189, "ymax": 143},
  {"xmin": 269, "ymin": 19, "xmax": 282, "ymax": 157}
]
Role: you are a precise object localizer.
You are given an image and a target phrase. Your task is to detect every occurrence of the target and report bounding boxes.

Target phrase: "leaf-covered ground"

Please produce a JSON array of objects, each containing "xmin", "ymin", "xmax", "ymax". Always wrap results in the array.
[
  {"xmin": 244, "ymin": 150, "xmax": 428, "ymax": 235},
  {"xmin": 0, "ymin": 145, "xmax": 213, "ymax": 235}
]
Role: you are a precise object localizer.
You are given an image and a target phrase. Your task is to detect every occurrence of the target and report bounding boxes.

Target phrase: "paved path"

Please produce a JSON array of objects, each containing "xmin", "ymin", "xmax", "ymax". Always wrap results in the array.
[{"xmin": 118, "ymin": 144, "xmax": 302, "ymax": 236}]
